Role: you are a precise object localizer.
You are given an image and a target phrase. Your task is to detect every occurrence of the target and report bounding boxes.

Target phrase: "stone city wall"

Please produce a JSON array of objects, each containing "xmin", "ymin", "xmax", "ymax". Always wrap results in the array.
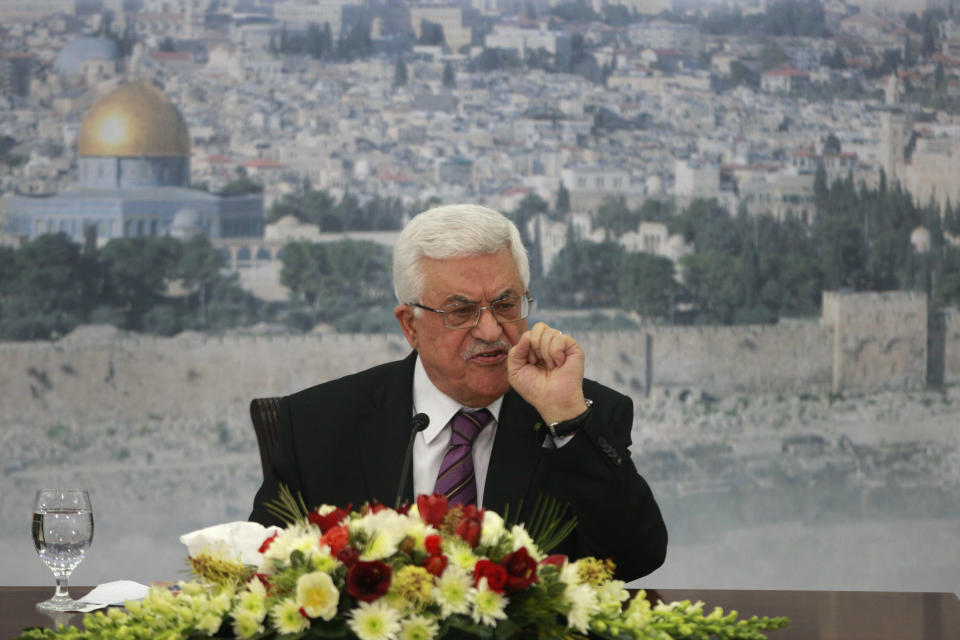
[{"xmin": 2, "ymin": 292, "xmax": 953, "ymax": 430}]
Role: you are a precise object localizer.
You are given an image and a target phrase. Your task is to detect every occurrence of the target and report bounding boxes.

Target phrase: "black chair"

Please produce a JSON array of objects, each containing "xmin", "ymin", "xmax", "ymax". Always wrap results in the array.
[{"xmin": 249, "ymin": 396, "xmax": 282, "ymax": 480}]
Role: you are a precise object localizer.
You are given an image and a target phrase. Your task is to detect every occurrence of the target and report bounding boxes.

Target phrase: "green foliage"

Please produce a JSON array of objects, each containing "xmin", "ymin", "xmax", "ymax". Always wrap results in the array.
[
  {"xmin": 619, "ymin": 253, "xmax": 680, "ymax": 320},
  {"xmin": 268, "ymin": 188, "xmax": 406, "ymax": 231},
  {"xmin": 442, "ymin": 61, "xmax": 456, "ymax": 88},
  {"xmin": 595, "ymin": 195, "xmax": 640, "ymax": 238},
  {"xmin": 217, "ymin": 173, "xmax": 262, "ymax": 196},
  {"xmin": 0, "ymin": 234, "xmax": 264, "ymax": 340},
  {"xmin": 540, "ymin": 240, "xmax": 625, "ymax": 308},
  {"xmin": 394, "ymin": 58, "xmax": 408, "ymax": 87},
  {"xmin": 548, "ymin": 0, "xmax": 599, "ymax": 23},
  {"xmin": 280, "ymin": 239, "xmax": 393, "ymax": 328}
]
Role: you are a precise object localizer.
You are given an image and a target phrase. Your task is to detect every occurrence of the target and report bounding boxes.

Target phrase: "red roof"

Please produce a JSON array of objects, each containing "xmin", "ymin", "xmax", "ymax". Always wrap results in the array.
[
  {"xmin": 203, "ymin": 154, "xmax": 233, "ymax": 164},
  {"xmin": 242, "ymin": 158, "xmax": 284, "ymax": 169},
  {"xmin": 151, "ymin": 51, "xmax": 192, "ymax": 61}
]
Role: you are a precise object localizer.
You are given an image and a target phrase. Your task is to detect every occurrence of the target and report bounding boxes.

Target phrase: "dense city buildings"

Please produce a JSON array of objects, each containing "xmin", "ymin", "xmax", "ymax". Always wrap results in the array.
[{"xmin": 1, "ymin": 0, "xmax": 959, "ymax": 296}]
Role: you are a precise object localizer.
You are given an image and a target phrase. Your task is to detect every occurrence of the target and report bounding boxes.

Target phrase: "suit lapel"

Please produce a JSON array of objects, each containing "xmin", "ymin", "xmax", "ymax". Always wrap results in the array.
[
  {"xmin": 483, "ymin": 390, "xmax": 544, "ymax": 518},
  {"xmin": 357, "ymin": 352, "xmax": 417, "ymax": 505}
]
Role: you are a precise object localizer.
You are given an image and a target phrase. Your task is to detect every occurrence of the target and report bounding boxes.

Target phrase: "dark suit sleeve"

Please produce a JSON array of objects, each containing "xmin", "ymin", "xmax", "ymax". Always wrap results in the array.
[
  {"xmin": 538, "ymin": 383, "xmax": 667, "ymax": 581},
  {"xmin": 250, "ymin": 396, "xmax": 301, "ymax": 527}
]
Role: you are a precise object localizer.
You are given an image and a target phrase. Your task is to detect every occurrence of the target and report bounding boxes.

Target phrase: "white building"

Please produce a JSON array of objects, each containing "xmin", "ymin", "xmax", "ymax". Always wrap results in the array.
[
  {"xmin": 674, "ymin": 158, "xmax": 719, "ymax": 199},
  {"xmin": 627, "ymin": 20, "xmax": 701, "ymax": 57},
  {"xmin": 485, "ymin": 26, "xmax": 572, "ymax": 58}
]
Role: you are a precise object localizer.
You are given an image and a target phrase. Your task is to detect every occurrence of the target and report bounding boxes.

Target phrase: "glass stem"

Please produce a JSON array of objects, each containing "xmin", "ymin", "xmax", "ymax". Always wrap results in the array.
[{"xmin": 53, "ymin": 574, "xmax": 70, "ymax": 600}]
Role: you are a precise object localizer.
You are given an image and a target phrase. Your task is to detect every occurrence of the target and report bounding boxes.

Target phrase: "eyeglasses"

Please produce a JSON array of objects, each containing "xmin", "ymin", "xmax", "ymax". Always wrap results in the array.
[{"xmin": 410, "ymin": 294, "xmax": 533, "ymax": 329}]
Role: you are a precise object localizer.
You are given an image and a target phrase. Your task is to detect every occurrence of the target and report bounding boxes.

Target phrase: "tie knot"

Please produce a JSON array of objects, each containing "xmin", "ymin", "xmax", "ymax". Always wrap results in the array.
[{"xmin": 450, "ymin": 408, "xmax": 492, "ymax": 445}]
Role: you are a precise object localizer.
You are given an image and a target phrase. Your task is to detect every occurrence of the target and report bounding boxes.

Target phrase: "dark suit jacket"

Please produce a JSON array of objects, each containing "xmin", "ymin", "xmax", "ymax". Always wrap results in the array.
[{"xmin": 250, "ymin": 352, "xmax": 667, "ymax": 580}]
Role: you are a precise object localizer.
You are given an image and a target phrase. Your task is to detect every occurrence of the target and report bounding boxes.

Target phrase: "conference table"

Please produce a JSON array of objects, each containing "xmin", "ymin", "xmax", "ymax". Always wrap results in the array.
[{"xmin": 1, "ymin": 586, "xmax": 958, "ymax": 639}]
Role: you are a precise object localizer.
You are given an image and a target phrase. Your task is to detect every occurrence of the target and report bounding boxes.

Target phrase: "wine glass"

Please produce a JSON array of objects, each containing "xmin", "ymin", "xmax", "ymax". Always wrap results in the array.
[{"xmin": 32, "ymin": 488, "xmax": 94, "ymax": 611}]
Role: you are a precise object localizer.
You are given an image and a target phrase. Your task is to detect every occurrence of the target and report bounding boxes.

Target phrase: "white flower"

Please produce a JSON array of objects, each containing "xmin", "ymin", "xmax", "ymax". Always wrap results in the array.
[
  {"xmin": 315, "ymin": 504, "xmax": 340, "ymax": 517},
  {"xmin": 432, "ymin": 564, "xmax": 472, "ymax": 617},
  {"xmin": 234, "ymin": 579, "xmax": 267, "ymax": 621},
  {"xmin": 231, "ymin": 608, "xmax": 265, "ymax": 639},
  {"xmin": 348, "ymin": 599, "xmax": 402, "ymax": 640},
  {"xmin": 559, "ymin": 559, "xmax": 582, "ymax": 586},
  {"xmin": 297, "ymin": 571, "xmax": 340, "ymax": 620},
  {"xmin": 195, "ymin": 612, "xmax": 223, "ymax": 635},
  {"xmin": 471, "ymin": 577, "xmax": 508, "ymax": 627},
  {"xmin": 479, "ymin": 511, "xmax": 505, "ymax": 547},
  {"xmin": 596, "ymin": 579, "xmax": 629, "ymax": 615},
  {"xmin": 261, "ymin": 523, "xmax": 316, "ymax": 570},
  {"xmin": 564, "ymin": 583, "xmax": 598, "ymax": 633},
  {"xmin": 271, "ymin": 597, "xmax": 310, "ymax": 634},
  {"xmin": 509, "ymin": 524, "xmax": 544, "ymax": 561},
  {"xmin": 352, "ymin": 510, "xmax": 409, "ymax": 560},
  {"xmin": 399, "ymin": 614, "xmax": 439, "ymax": 640},
  {"xmin": 446, "ymin": 540, "xmax": 479, "ymax": 571}
]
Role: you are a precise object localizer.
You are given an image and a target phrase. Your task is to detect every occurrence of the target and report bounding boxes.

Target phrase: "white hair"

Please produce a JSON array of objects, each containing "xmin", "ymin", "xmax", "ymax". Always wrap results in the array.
[{"xmin": 393, "ymin": 204, "xmax": 530, "ymax": 303}]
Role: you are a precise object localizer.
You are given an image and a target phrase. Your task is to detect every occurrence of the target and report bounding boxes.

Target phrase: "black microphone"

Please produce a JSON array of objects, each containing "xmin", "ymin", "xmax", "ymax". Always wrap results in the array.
[{"xmin": 395, "ymin": 413, "xmax": 430, "ymax": 508}]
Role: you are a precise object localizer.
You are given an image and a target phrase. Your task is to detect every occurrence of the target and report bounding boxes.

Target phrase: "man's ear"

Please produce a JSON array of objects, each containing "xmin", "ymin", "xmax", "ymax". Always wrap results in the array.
[{"xmin": 394, "ymin": 304, "xmax": 418, "ymax": 349}]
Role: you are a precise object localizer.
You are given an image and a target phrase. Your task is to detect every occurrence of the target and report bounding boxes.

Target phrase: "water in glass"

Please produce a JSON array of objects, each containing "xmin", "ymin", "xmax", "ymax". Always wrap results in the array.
[{"xmin": 32, "ymin": 489, "xmax": 93, "ymax": 611}]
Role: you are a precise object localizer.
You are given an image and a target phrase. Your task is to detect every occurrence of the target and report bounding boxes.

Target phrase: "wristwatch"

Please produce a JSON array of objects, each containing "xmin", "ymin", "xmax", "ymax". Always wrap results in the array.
[{"xmin": 546, "ymin": 399, "xmax": 594, "ymax": 439}]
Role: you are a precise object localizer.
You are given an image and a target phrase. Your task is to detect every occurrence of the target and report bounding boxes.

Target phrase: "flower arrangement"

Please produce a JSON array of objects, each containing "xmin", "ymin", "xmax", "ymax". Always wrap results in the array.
[{"xmin": 18, "ymin": 493, "xmax": 787, "ymax": 640}]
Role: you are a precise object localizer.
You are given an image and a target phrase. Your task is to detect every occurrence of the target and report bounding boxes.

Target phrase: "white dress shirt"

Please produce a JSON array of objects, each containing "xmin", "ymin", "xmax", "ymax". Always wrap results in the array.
[{"xmin": 411, "ymin": 357, "xmax": 502, "ymax": 504}]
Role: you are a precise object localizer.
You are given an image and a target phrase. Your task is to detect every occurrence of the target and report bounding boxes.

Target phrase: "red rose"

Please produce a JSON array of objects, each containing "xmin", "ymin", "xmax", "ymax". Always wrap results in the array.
[
  {"xmin": 258, "ymin": 532, "xmax": 278, "ymax": 554},
  {"xmin": 338, "ymin": 546, "xmax": 360, "ymax": 567},
  {"xmin": 502, "ymin": 547, "xmax": 539, "ymax": 593},
  {"xmin": 422, "ymin": 554, "xmax": 448, "ymax": 577},
  {"xmin": 417, "ymin": 494, "xmax": 449, "ymax": 528},
  {"xmin": 473, "ymin": 560, "xmax": 507, "ymax": 593},
  {"xmin": 540, "ymin": 554, "xmax": 567, "ymax": 568},
  {"xmin": 320, "ymin": 525, "xmax": 349, "ymax": 555},
  {"xmin": 455, "ymin": 506, "xmax": 483, "ymax": 547},
  {"xmin": 396, "ymin": 502, "xmax": 412, "ymax": 515},
  {"xmin": 347, "ymin": 560, "xmax": 392, "ymax": 602},
  {"xmin": 308, "ymin": 504, "xmax": 351, "ymax": 533},
  {"xmin": 424, "ymin": 534, "xmax": 443, "ymax": 556}
]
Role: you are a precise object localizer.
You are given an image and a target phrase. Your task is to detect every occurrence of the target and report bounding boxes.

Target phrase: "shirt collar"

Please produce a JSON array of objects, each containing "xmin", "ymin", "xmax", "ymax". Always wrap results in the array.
[{"xmin": 413, "ymin": 355, "xmax": 503, "ymax": 445}]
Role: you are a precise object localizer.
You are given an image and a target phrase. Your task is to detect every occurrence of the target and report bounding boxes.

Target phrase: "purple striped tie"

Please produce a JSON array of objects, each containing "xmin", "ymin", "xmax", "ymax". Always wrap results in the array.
[{"xmin": 433, "ymin": 408, "xmax": 493, "ymax": 506}]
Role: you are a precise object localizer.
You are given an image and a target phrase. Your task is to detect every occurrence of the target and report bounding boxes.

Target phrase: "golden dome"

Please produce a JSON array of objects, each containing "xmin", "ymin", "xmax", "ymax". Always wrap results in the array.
[{"xmin": 76, "ymin": 83, "xmax": 190, "ymax": 157}]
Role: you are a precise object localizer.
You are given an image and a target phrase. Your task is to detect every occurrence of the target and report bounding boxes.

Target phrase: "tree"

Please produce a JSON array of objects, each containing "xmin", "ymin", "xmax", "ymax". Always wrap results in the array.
[
  {"xmin": 99, "ymin": 237, "xmax": 182, "ymax": 330},
  {"xmin": 594, "ymin": 195, "xmax": 639, "ymax": 238},
  {"xmin": 418, "ymin": 20, "xmax": 445, "ymax": 46},
  {"xmin": 442, "ymin": 61, "xmax": 455, "ymax": 88},
  {"xmin": 0, "ymin": 234, "xmax": 92, "ymax": 339},
  {"xmin": 618, "ymin": 253, "xmax": 680, "ymax": 319},
  {"xmin": 280, "ymin": 240, "xmax": 393, "ymax": 324},
  {"xmin": 540, "ymin": 240, "xmax": 625, "ymax": 308},
  {"xmin": 555, "ymin": 182, "xmax": 570, "ymax": 215},
  {"xmin": 823, "ymin": 132, "xmax": 841, "ymax": 154},
  {"xmin": 394, "ymin": 58, "xmax": 408, "ymax": 88}
]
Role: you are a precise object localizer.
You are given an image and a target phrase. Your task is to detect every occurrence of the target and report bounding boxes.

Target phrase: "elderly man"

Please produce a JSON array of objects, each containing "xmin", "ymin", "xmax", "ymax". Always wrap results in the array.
[{"xmin": 250, "ymin": 204, "xmax": 667, "ymax": 579}]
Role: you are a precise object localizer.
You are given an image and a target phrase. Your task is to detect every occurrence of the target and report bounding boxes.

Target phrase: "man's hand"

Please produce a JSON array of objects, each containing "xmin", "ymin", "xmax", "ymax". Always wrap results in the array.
[{"xmin": 507, "ymin": 322, "xmax": 588, "ymax": 424}]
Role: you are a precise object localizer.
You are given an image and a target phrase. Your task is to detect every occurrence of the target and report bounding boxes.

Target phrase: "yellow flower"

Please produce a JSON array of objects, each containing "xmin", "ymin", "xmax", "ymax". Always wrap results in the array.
[
  {"xmin": 271, "ymin": 597, "xmax": 310, "ymax": 634},
  {"xmin": 390, "ymin": 565, "xmax": 434, "ymax": 611},
  {"xmin": 296, "ymin": 571, "xmax": 340, "ymax": 620},
  {"xmin": 577, "ymin": 557, "xmax": 615, "ymax": 586}
]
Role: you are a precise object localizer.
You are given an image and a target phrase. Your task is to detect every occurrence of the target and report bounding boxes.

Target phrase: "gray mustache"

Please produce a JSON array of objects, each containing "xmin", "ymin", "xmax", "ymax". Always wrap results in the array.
[{"xmin": 461, "ymin": 339, "xmax": 511, "ymax": 360}]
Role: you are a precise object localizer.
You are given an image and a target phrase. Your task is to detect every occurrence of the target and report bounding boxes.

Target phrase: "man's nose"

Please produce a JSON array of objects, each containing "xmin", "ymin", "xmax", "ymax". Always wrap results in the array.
[{"xmin": 471, "ymin": 306, "xmax": 502, "ymax": 340}]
